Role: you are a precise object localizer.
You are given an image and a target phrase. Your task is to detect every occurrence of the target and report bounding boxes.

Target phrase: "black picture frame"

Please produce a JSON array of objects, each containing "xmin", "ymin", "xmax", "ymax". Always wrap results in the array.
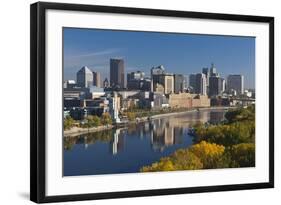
[{"xmin": 30, "ymin": 1, "xmax": 274, "ymax": 203}]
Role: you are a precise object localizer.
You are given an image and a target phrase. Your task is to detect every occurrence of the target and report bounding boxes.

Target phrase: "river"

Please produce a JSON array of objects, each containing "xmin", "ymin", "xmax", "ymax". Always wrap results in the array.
[{"xmin": 64, "ymin": 108, "xmax": 227, "ymax": 176}]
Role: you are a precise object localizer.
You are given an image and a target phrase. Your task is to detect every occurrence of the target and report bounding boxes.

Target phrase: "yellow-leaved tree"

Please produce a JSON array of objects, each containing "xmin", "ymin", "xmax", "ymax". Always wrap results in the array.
[{"xmin": 189, "ymin": 141, "xmax": 225, "ymax": 169}]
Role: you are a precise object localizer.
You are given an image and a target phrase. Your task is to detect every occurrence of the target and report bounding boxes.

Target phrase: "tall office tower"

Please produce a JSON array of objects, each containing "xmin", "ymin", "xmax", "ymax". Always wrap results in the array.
[
  {"xmin": 103, "ymin": 78, "xmax": 109, "ymax": 88},
  {"xmin": 163, "ymin": 74, "xmax": 174, "ymax": 94},
  {"xmin": 110, "ymin": 58, "xmax": 125, "ymax": 89},
  {"xmin": 227, "ymin": 74, "xmax": 244, "ymax": 94},
  {"xmin": 151, "ymin": 65, "xmax": 165, "ymax": 92},
  {"xmin": 189, "ymin": 74, "xmax": 197, "ymax": 93},
  {"xmin": 127, "ymin": 71, "xmax": 149, "ymax": 90},
  {"xmin": 92, "ymin": 71, "xmax": 101, "ymax": 87},
  {"xmin": 127, "ymin": 71, "xmax": 145, "ymax": 81},
  {"xmin": 189, "ymin": 73, "xmax": 206, "ymax": 95},
  {"xmin": 202, "ymin": 67, "xmax": 209, "ymax": 86},
  {"xmin": 209, "ymin": 76, "xmax": 224, "ymax": 96},
  {"xmin": 174, "ymin": 74, "xmax": 184, "ymax": 93},
  {"xmin": 195, "ymin": 73, "xmax": 207, "ymax": 95},
  {"xmin": 76, "ymin": 66, "xmax": 93, "ymax": 88},
  {"xmin": 220, "ymin": 78, "xmax": 226, "ymax": 93},
  {"xmin": 210, "ymin": 63, "xmax": 218, "ymax": 77},
  {"xmin": 150, "ymin": 65, "xmax": 174, "ymax": 94},
  {"xmin": 183, "ymin": 75, "xmax": 189, "ymax": 90}
]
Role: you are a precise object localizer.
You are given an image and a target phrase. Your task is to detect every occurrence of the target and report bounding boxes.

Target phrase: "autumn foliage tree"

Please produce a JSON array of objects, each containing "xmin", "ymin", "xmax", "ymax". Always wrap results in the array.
[
  {"xmin": 101, "ymin": 112, "xmax": 112, "ymax": 125},
  {"xmin": 64, "ymin": 116, "xmax": 75, "ymax": 130},
  {"xmin": 229, "ymin": 143, "xmax": 255, "ymax": 167},
  {"xmin": 141, "ymin": 141, "xmax": 226, "ymax": 172},
  {"xmin": 141, "ymin": 105, "xmax": 256, "ymax": 172}
]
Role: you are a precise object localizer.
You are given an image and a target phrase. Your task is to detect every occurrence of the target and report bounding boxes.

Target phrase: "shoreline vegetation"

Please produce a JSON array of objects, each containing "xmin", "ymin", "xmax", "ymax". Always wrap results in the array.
[
  {"xmin": 64, "ymin": 106, "xmax": 231, "ymax": 137},
  {"xmin": 140, "ymin": 105, "xmax": 255, "ymax": 172}
]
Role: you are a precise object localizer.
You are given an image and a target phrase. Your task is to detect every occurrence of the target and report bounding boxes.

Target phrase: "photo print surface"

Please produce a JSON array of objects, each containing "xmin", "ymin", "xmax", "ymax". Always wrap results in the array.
[{"xmin": 63, "ymin": 28, "xmax": 255, "ymax": 176}]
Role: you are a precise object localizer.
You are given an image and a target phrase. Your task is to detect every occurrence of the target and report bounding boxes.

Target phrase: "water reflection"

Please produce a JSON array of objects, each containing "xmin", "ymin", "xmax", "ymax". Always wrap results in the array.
[{"xmin": 64, "ymin": 109, "xmax": 226, "ymax": 176}]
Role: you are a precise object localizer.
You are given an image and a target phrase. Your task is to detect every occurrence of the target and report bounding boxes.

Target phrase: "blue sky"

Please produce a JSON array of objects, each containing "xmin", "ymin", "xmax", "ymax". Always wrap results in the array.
[{"xmin": 64, "ymin": 28, "xmax": 255, "ymax": 89}]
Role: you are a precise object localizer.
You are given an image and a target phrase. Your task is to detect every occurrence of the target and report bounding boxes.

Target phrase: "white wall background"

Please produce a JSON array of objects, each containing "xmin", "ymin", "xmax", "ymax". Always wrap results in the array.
[{"xmin": 0, "ymin": 0, "xmax": 279, "ymax": 204}]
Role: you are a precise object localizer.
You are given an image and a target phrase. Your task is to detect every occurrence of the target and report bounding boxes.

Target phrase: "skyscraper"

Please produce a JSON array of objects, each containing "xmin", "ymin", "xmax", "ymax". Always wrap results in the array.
[
  {"xmin": 202, "ymin": 67, "xmax": 209, "ymax": 86},
  {"xmin": 183, "ymin": 75, "xmax": 189, "ymax": 90},
  {"xmin": 189, "ymin": 73, "xmax": 207, "ymax": 95},
  {"xmin": 150, "ymin": 65, "xmax": 174, "ymax": 94},
  {"xmin": 76, "ymin": 66, "xmax": 93, "ymax": 88},
  {"xmin": 151, "ymin": 65, "xmax": 165, "ymax": 92},
  {"xmin": 210, "ymin": 63, "xmax": 218, "ymax": 77},
  {"xmin": 195, "ymin": 73, "xmax": 207, "ymax": 95},
  {"xmin": 110, "ymin": 58, "xmax": 125, "ymax": 88},
  {"xmin": 103, "ymin": 78, "xmax": 109, "ymax": 88},
  {"xmin": 174, "ymin": 74, "xmax": 184, "ymax": 93},
  {"xmin": 209, "ymin": 76, "xmax": 224, "ymax": 96},
  {"xmin": 127, "ymin": 71, "xmax": 145, "ymax": 81},
  {"xmin": 92, "ymin": 71, "xmax": 101, "ymax": 87},
  {"xmin": 220, "ymin": 78, "xmax": 226, "ymax": 93},
  {"xmin": 227, "ymin": 75, "xmax": 244, "ymax": 94},
  {"xmin": 163, "ymin": 74, "xmax": 174, "ymax": 94},
  {"xmin": 189, "ymin": 74, "xmax": 197, "ymax": 93}
]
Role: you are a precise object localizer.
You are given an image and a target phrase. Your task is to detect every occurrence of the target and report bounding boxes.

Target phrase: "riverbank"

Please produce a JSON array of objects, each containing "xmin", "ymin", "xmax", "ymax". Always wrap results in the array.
[
  {"xmin": 64, "ymin": 106, "xmax": 232, "ymax": 137},
  {"xmin": 64, "ymin": 125, "xmax": 114, "ymax": 137}
]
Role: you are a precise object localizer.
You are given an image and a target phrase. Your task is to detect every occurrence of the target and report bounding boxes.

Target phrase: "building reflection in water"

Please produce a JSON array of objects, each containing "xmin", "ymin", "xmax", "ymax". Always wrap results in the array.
[
  {"xmin": 64, "ymin": 110, "xmax": 227, "ymax": 155},
  {"xmin": 110, "ymin": 129, "xmax": 125, "ymax": 155},
  {"xmin": 150, "ymin": 118, "xmax": 185, "ymax": 152}
]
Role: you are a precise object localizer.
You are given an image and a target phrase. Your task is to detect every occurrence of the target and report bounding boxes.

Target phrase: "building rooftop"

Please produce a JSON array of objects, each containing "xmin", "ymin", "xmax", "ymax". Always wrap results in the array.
[{"xmin": 77, "ymin": 66, "xmax": 92, "ymax": 74}]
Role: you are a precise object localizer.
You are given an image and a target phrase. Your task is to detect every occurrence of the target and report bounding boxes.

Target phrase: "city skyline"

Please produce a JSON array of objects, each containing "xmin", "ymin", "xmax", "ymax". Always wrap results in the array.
[{"xmin": 64, "ymin": 28, "xmax": 255, "ymax": 89}]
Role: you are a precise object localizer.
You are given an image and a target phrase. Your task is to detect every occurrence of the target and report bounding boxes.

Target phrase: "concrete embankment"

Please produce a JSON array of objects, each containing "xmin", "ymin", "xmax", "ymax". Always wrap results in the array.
[{"xmin": 64, "ymin": 125, "xmax": 114, "ymax": 137}]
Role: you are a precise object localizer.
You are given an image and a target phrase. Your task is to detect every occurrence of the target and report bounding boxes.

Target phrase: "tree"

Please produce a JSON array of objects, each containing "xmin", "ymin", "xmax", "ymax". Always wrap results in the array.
[
  {"xmin": 64, "ymin": 116, "xmax": 75, "ymax": 130},
  {"xmin": 127, "ymin": 112, "xmax": 136, "ymax": 121},
  {"xmin": 188, "ymin": 141, "xmax": 225, "ymax": 169},
  {"xmin": 86, "ymin": 115, "xmax": 101, "ymax": 127},
  {"xmin": 170, "ymin": 149, "xmax": 203, "ymax": 170},
  {"xmin": 101, "ymin": 112, "xmax": 112, "ymax": 125},
  {"xmin": 140, "ymin": 157, "xmax": 175, "ymax": 172},
  {"xmin": 140, "ymin": 141, "xmax": 224, "ymax": 172},
  {"xmin": 230, "ymin": 143, "xmax": 255, "ymax": 167}
]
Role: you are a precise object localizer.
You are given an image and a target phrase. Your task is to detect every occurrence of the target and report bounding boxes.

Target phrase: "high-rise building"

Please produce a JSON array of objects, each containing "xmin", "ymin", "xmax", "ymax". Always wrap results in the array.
[
  {"xmin": 103, "ymin": 78, "xmax": 109, "ymax": 88},
  {"xmin": 227, "ymin": 75, "xmax": 244, "ymax": 94},
  {"xmin": 189, "ymin": 74, "xmax": 197, "ymax": 93},
  {"xmin": 127, "ymin": 71, "xmax": 145, "ymax": 81},
  {"xmin": 209, "ymin": 76, "xmax": 224, "ymax": 96},
  {"xmin": 183, "ymin": 75, "xmax": 189, "ymax": 90},
  {"xmin": 220, "ymin": 78, "xmax": 226, "ymax": 93},
  {"xmin": 202, "ymin": 67, "xmax": 209, "ymax": 86},
  {"xmin": 163, "ymin": 74, "xmax": 174, "ymax": 94},
  {"xmin": 76, "ymin": 66, "xmax": 93, "ymax": 88},
  {"xmin": 189, "ymin": 73, "xmax": 207, "ymax": 95},
  {"xmin": 127, "ymin": 71, "xmax": 150, "ymax": 91},
  {"xmin": 174, "ymin": 74, "xmax": 184, "ymax": 93},
  {"xmin": 151, "ymin": 65, "xmax": 165, "ymax": 92},
  {"xmin": 110, "ymin": 58, "xmax": 125, "ymax": 89},
  {"xmin": 92, "ymin": 71, "xmax": 101, "ymax": 87},
  {"xmin": 150, "ymin": 65, "xmax": 174, "ymax": 94},
  {"xmin": 210, "ymin": 63, "xmax": 218, "ymax": 77},
  {"xmin": 195, "ymin": 73, "xmax": 207, "ymax": 95}
]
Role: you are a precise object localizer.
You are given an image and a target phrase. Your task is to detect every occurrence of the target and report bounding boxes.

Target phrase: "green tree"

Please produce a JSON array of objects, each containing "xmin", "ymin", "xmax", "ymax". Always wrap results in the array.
[
  {"xmin": 101, "ymin": 112, "xmax": 112, "ymax": 125},
  {"xmin": 230, "ymin": 143, "xmax": 255, "ymax": 167},
  {"xmin": 170, "ymin": 149, "xmax": 203, "ymax": 170},
  {"xmin": 127, "ymin": 112, "xmax": 136, "ymax": 121},
  {"xmin": 86, "ymin": 115, "xmax": 101, "ymax": 127},
  {"xmin": 64, "ymin": 116, "xmax": 75, "ymax": 130}
]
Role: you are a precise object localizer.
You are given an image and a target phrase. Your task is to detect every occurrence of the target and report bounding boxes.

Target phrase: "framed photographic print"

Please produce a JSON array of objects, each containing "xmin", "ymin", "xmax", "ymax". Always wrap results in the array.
[{"xmin": 30, "ymin": 1, "xmax": 274, "ymax": 203}]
